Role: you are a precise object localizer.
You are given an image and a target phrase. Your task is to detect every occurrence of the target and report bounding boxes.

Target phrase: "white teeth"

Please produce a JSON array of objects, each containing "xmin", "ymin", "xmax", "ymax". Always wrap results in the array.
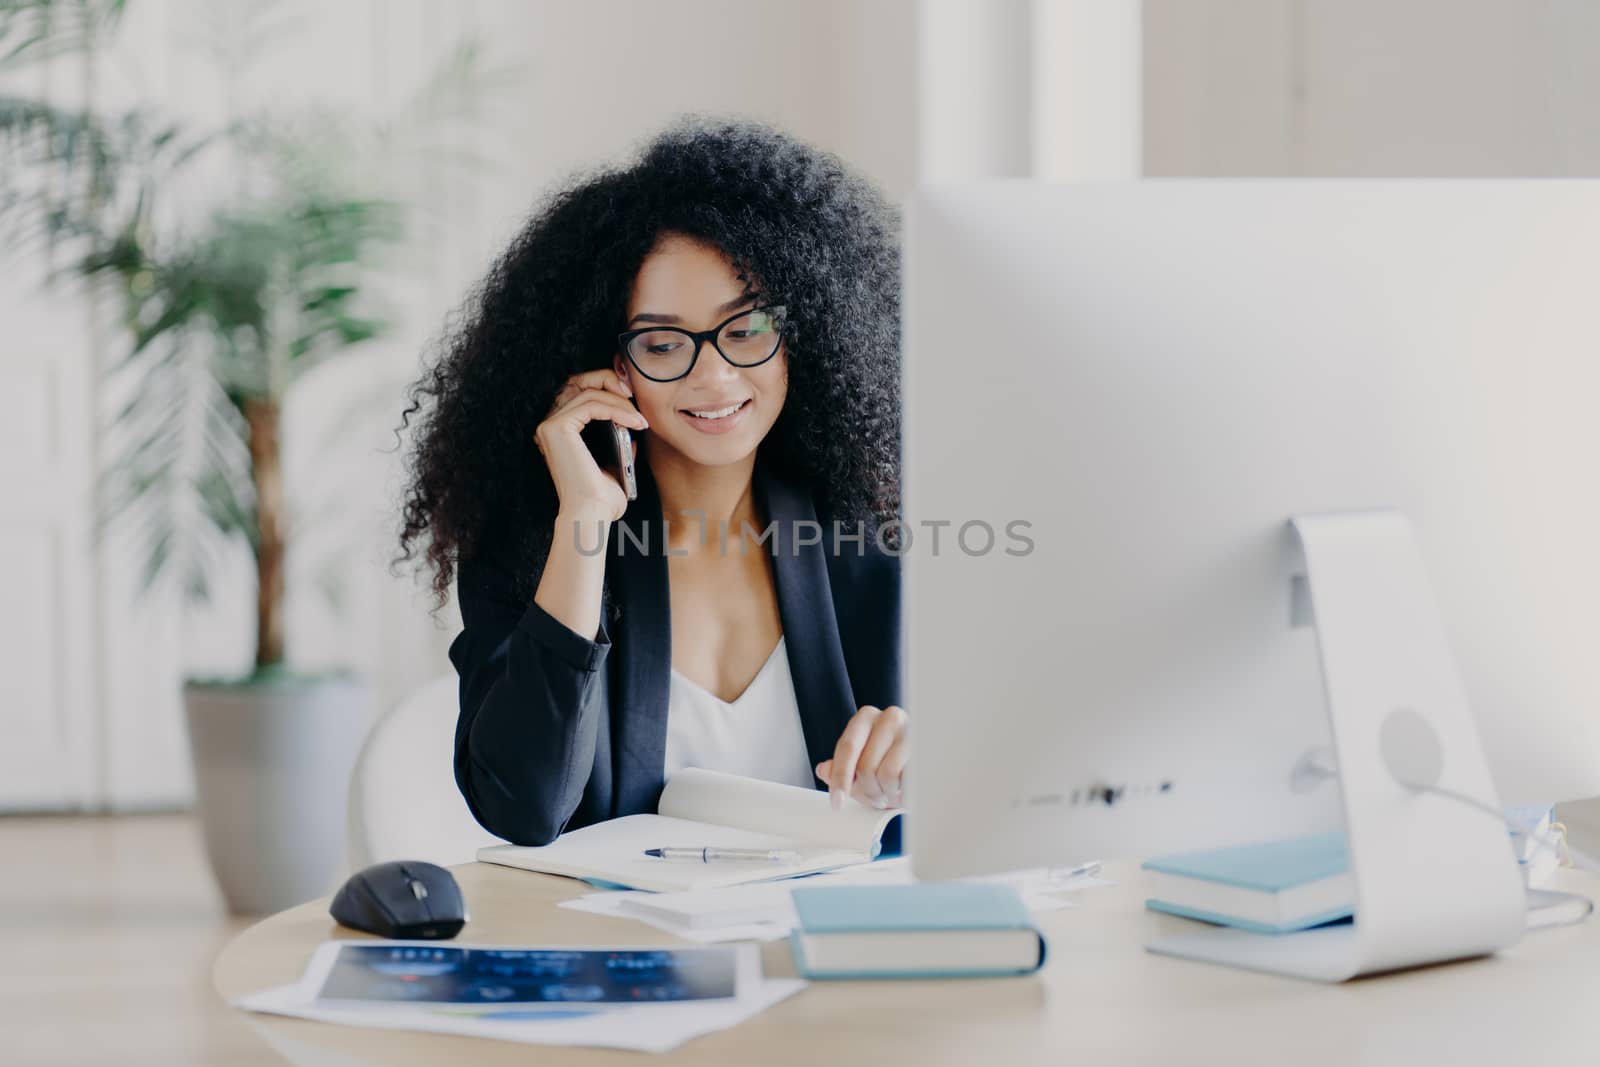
[{"xmin": 687, "ymin": 401, "xmax": 744, "ymax": 419}]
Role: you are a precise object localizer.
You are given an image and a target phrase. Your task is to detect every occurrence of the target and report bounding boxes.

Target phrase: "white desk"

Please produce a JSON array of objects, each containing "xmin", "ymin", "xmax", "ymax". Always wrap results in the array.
[{"xmin": 214, "ymin": 860, "xmax": 1600, "ymax": 1066}]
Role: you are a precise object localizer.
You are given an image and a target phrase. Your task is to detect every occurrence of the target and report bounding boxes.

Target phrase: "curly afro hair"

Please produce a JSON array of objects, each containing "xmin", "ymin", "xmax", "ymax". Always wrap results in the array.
[{"xmin": 395, "ymin": 117, "xmax": 902, "ymax": 610}]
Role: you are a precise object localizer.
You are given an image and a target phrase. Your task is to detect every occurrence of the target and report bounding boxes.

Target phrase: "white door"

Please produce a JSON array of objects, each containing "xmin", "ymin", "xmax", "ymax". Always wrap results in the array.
[{"xmin": 0, "ymin": 281, "xmax": 98, "ymax": 810}]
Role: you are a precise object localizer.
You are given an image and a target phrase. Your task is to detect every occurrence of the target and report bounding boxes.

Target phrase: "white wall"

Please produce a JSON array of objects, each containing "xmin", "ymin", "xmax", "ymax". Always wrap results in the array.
[
  {"xmin": 0, "ymin": 261, "xmax": 98, "ymax": 810},
  {"xmin": 917, "ymin": 0, "xmax": 1142, "ymax": 181},
  {"xmin": 1144, "ymin": 0, "xmax": 1600, "ymax": 177}
]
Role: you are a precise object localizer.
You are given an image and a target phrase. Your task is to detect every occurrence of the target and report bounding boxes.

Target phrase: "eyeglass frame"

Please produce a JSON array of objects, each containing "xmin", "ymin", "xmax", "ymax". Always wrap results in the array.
[{"xmin": 616, "ymin": 304, "xmax": 788, "ymax": 383}]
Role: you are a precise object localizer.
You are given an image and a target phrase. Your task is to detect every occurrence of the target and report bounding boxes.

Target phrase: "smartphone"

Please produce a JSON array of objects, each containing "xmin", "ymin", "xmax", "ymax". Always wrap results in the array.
[{"xmin": 580, "ymin": 418, "xmax": 638, "ymax": 501}]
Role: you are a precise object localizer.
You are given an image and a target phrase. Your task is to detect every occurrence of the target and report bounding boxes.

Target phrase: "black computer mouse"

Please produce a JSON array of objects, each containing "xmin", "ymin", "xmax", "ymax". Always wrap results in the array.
[{"xmin": 330, "ymin": 860, "xmax": 467, "ymax": 940}]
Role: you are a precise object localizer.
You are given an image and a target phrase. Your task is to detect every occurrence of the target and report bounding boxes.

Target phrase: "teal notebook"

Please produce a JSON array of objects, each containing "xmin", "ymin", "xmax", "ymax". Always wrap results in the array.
[
  {"xmin": 1141, "ymin": 832, "xmax": 1353, "ymax": 935},
  {"xmin": 789, "ymin": 883, "xmax": 1047, "ymax": 979}
]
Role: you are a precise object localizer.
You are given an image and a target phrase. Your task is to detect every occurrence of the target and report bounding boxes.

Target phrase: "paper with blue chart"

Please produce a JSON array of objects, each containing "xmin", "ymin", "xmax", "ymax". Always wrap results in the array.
[{"xmin": 233, "ymin": 940, "xmax": 804, "ymax": 1054}]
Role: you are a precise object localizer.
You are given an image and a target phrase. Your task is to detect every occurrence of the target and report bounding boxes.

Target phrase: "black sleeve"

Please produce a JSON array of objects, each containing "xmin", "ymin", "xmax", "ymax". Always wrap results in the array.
[
  {"xmin": 826, "ymin": 540, "xmax": 903, "ymax": 711},
  {"xmin": 447, "ymin": 547, "xmax": 611, "ymax": 846}
]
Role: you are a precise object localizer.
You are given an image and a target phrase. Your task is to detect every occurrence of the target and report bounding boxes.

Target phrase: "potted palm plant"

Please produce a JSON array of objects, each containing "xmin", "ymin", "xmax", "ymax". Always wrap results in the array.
[
  {"xmin": 1, "ymin": 0, "xmax": 494, "ymax": 912},
  {"xmin": 111, "ymin": 192, "xmax": 399, "ymax": 914}
]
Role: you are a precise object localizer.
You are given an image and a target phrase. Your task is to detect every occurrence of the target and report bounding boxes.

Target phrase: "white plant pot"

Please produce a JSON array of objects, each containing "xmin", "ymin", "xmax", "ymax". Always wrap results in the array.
[{"xmin": 184, "ymin": 673, "xmax": 373, "ymax": 915}]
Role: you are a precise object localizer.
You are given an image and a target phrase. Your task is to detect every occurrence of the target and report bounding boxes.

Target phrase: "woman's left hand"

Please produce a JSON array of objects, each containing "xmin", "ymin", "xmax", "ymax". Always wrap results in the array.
[{"xmin": 816, "ymin": 704, "xmax": 908, "ymax": 811}]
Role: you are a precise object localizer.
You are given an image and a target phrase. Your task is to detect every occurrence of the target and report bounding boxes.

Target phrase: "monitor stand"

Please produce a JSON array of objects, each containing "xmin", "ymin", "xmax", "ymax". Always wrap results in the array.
[{"xmin": 1146, "ymin": 511, "xmax": 1526, "ymax": 981}]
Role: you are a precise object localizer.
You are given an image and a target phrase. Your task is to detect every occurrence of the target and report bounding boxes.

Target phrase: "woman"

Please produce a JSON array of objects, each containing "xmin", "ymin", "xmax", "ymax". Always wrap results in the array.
[{"xmin": 397, "ymin": 119, "xmax": 905, "ymax": 847}]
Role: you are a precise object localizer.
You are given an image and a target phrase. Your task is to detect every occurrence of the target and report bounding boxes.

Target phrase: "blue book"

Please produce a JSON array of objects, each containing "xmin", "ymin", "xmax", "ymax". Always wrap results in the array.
[
  {"xmin": 789, "ymin": 883, "xmax": 1047, "ymax": 979},
  {"xmin": 1141, "ymin": 832, "xmax": 1353, "ymax": 935}
]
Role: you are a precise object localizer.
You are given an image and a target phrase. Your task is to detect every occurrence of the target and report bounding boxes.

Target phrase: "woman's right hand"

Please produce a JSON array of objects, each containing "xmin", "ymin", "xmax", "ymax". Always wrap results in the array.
[{"xmin": 535, "ymin": 368, "xmax": 648, "ymax": 523}]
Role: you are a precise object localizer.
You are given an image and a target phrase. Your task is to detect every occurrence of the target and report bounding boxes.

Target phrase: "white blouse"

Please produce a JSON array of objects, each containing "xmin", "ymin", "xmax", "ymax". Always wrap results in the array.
[{"xmin": 663, "ymin": 636, "xmax": 816, "ymax": 790}]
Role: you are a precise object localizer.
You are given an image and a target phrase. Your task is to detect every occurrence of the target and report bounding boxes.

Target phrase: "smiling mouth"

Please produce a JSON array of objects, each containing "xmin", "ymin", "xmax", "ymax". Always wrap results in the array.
[{"xmin": 682, "ymin": 399, "xmax": 751, "ymax": 420}]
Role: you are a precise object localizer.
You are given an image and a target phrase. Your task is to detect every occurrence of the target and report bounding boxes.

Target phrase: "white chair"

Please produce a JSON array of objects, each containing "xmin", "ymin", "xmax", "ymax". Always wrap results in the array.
[{"xmin": 346, "ymin": 673, "xmax": 503, "ymax": 870}]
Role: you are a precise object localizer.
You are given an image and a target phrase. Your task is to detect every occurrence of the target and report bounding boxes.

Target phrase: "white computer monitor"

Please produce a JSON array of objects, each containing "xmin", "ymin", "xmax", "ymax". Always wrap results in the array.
[{"xmin": 903, "ymin": 181, "xmax": 1600, "ymax": 897}]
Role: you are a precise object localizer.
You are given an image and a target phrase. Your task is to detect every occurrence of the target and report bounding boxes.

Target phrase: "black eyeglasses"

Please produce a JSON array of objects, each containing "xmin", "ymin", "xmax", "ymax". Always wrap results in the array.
[{"xmin": 617, "ymin": 305, "xmax": 787, "ymax": 383}]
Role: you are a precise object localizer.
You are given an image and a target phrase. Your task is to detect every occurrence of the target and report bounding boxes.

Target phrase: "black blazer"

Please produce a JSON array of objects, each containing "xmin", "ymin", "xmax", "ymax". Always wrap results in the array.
[{"xmin": 448, "ymin": 458, "xmax": 902, "ymax": 846}]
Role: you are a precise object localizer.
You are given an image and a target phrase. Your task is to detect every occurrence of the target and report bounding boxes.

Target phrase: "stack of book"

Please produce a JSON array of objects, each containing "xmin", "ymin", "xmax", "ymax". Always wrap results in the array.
[
  {"xmin": 1143, "ymin": 806, "xmax": 1561, "ymax": 932},
  {"xmin": 1142, "ymin": 832, "xmax": 1353, "ymax": 934}
]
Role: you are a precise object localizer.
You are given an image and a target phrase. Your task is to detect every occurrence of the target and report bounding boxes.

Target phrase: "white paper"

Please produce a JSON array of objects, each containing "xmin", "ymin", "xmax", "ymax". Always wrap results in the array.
[
  {"xmin": 233, "ymin": 942, "xmax": 805, "ymax": 1054},
  {"xmin": 554, "ymin": 858, "xmax": 1108, "ymax": 942},
  {"xmin": 236, "ymin": 979, "xmax": 806, "ymax": 1053},
  {"xmin": 617, "ymin": 859, "xmax": 917, "ymax": 927},
  {"xmin": 558, "ymin": 891, "xmax": 793, "ymax": 943},
  {"xmin": 659, "ymin": 768, "xmax": 900, "ymax": 853},
  {"xmin": 480, "ymin": 814, "xmax": 868, "ymax": 892},
  {"xmin": 478, "ymin": 769, "xmax": 905, "ymax": 892}
]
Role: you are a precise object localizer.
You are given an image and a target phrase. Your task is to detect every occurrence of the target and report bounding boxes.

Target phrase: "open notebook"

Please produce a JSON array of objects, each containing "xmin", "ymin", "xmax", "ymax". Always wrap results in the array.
[{"xmin": 477, "ymin": 768, "xmax": 903, "ymax": 892}]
